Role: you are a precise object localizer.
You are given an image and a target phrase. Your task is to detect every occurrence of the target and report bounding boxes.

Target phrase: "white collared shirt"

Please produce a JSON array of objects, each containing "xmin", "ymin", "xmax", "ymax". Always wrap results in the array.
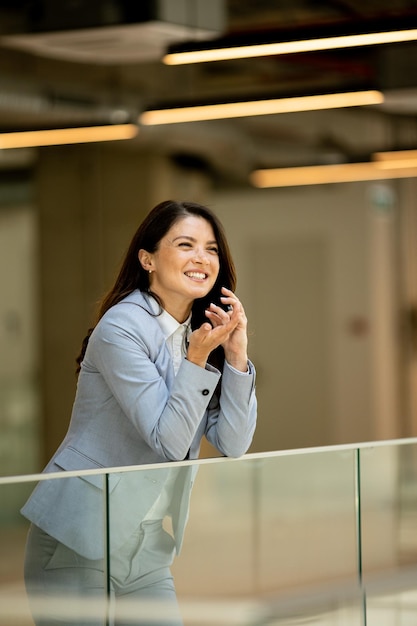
[
  {"xmin": 148, "ymin": 296, "xmax": 191, "ymax": 375},
  {"xmin": 158, "ymin": 310, "xmax": 191, "ymax": 376}
]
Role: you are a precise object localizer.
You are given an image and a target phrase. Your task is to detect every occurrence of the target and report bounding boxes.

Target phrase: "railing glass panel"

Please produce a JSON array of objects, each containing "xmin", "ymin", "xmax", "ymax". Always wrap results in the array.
[
  {"xmin": 2, "ymin": 440, "xmax": 417, "ymax": 625},
  {"xmin": 172, "ymin": 452, "xmax": 362, "ymax": 625}
]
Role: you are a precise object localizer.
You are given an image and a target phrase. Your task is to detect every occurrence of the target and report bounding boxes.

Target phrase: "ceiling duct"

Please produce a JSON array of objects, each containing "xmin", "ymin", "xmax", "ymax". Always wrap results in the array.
[{"xmin": 0, "ymin": 0, "xmax": 226, "ymax": 64}]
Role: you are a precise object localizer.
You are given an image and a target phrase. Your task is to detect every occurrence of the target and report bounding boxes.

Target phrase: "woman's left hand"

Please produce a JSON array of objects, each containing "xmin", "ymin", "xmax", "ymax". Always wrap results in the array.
[{"xmin": 204, "ymin": 287, "xmax": 248, "ymax": 372}]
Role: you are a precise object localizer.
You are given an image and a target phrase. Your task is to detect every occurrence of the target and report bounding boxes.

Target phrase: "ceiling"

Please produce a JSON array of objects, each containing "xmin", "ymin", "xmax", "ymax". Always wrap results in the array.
[{"xmin": 0, "ymin": 0, "xmax": 416, "ymax": 182}]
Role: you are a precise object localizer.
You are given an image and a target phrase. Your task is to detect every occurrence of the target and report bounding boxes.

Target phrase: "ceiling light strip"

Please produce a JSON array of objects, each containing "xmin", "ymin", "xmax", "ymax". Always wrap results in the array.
[
  {"xmin": 373, "ymin": 149, "xmax": 417, "ymax": 168},
  {"xmin": 140, "ymin": 90, "xmax": 384, "ymax": 125},
  {"xmin": 250, "ymin": 161, "xmax": 417, "ymax": 188},
  {"xmin": 0, "ymin": 124, "xmax": 138, "ymax": 149},
  {"xmin": 164, "ymin": 28, "xmax": 417, "ymax": 65}
]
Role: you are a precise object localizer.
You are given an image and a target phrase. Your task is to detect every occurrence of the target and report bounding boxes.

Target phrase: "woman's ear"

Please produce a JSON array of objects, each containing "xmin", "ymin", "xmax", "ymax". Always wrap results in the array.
[{"xmin": 138, "ymin": 249, "xmax": 154, "ymax": 272}]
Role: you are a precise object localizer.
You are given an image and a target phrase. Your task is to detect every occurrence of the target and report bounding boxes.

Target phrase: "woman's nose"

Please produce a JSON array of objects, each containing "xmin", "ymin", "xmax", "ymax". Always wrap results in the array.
[{"xmin": 193, "ymin": 248, "xmax": 209, "ymax": 263}]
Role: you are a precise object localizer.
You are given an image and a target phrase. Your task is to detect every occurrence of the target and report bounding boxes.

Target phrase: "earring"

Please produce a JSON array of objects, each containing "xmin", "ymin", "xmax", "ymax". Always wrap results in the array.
[{"xmin": 149, "ymin": 270, "xmax": 152, "ymax": 274}]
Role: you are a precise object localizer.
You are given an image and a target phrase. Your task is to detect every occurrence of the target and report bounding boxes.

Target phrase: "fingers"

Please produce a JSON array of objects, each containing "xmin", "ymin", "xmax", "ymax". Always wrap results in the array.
[
  {"xmin": 205, "ymin": 302, "xmax": 232, "ymax": 328},
  {"xmin": 220, "ymin": 287, "xmax": 243, "ymax": 313},
  {"xmin": 219, "ymin": 287, "xmax": 247, "ymax": 327},
  {"xmin": 191, "ymin": 287, "xmax": 245, "ymax": 342},
  {"xmin": 189, "ymin": 319, "xmax": 234, "ymax": 358},
  {"xmin": 205, "ymin": 288, "xmax": 244, "ymax": 319},
  {"xmin": 188, "ymin": 289, "xmax": 248, "ymax": 367}
]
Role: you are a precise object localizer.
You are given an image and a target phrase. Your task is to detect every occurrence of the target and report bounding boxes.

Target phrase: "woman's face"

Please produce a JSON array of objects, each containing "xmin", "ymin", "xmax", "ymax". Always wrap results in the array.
[{"xmin": 139, "ymin": 215, "xmax": 220, "ymax": 320}]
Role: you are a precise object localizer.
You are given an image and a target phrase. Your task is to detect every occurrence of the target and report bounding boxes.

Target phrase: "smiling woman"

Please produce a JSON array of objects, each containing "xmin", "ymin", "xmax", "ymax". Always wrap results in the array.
[{"xmin": 20, "ymin": 199, "xmax": 257, "ymax": 626}]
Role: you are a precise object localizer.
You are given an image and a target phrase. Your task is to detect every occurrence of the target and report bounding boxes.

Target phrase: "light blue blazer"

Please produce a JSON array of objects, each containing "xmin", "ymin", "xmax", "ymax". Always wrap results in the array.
[{"xmin": 22, "ymin": 290, "xmax": 257, "ymax": 559}]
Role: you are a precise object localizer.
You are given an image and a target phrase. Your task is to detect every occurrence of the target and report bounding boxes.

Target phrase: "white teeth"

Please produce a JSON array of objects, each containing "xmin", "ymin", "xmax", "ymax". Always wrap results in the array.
[{"xmin": 185, "ymin": 272, "xmax": 206, "ymax": 279}]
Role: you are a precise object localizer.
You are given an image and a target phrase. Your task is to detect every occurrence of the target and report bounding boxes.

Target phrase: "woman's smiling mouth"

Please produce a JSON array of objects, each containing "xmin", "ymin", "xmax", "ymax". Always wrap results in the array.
[{"xmin": 185, "ymin": 271, "xmax": 208, "ymax": 281}]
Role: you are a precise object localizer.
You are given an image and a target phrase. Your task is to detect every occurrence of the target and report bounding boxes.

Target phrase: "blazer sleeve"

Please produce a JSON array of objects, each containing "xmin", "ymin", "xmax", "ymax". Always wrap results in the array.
[
  {"xmin": 87, "ymin": 310, "xmax": 221, "ymax": 461},
  {"xmin": 205, "ymin": 360, "xmax": 257, "ymax": 457}
]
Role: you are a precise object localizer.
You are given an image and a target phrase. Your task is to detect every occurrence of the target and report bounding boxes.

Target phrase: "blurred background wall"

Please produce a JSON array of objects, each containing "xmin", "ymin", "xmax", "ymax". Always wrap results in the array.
[{"xmin": 0, "ymin": 1, "xmax": 417, "ymax": 474}]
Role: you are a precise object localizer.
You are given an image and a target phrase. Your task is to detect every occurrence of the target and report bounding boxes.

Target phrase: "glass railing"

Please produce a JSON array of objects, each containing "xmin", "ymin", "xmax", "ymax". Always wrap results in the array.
[{"xmin": 1, "ymin": 439, "xmax": 417, "ymax": 625}]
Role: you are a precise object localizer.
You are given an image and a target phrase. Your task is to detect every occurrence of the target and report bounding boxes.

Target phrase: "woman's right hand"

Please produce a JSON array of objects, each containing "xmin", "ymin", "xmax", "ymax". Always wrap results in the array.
[{"xmin": 187, "ymin": 308, "xmax": 238, "ymax": 368}]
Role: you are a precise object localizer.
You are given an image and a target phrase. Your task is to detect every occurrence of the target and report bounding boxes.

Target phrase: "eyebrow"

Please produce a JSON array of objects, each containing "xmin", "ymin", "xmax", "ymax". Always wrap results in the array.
[{"xmin": 172, "ymin": 235, "xmax": 218, "ymax": 245}]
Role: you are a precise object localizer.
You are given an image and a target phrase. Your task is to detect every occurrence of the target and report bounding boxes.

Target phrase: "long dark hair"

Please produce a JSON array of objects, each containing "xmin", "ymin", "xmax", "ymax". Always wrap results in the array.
[{"xmin": 76, "ymin": 200, "xmax": 236, "ymax": 372}]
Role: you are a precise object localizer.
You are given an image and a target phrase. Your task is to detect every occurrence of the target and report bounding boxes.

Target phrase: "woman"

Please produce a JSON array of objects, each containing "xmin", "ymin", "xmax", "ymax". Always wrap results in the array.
[{"xmin": 22, "ymin": 200, "xmax": 257, "ymax": 625}]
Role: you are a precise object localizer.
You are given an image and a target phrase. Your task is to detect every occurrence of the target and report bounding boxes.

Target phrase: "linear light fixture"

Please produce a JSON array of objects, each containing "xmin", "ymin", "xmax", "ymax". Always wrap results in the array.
[
  {"xmin": 0, "ymin": 124, "xmax": 138, "ymax": 149},
  {"xmin": 140, "ymin": 90, "xmax": 384, "ymax": 125},
  {"xmin": 251, "ymin": 156, "xmax": 417, "ymax": 188},
  {"xmin": 164, "ymin": 27, "xmax": 417, "ymax": 65},
  {"xmin": 373, "ymin": 149, "xmax": 417, "ymax": 169}
]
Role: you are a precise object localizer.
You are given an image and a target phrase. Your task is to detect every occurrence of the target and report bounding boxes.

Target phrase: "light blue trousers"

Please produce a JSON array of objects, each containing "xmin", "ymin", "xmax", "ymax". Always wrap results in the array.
[{"xmin": 24, "ymin": 521, "xmax": 183, "ymax": 626}]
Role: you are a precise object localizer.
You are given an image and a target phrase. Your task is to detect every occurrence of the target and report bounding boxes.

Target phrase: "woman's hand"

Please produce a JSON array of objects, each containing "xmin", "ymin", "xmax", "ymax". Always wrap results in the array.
[{"xmin": 187, "ymin": 287, "xmax": 248, "ymax": 372}]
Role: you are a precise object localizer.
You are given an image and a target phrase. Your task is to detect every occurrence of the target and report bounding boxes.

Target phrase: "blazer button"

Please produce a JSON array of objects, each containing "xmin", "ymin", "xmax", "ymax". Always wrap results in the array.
[{"xmin": 202, "ymin": 389, "xmax": 209, "ymax": 396}]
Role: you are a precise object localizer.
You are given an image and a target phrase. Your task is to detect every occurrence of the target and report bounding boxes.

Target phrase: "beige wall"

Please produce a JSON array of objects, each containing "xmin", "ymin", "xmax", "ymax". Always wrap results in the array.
[{"xmin": 209, "ymin": 183, "xmax": 404, "ymax": 451}]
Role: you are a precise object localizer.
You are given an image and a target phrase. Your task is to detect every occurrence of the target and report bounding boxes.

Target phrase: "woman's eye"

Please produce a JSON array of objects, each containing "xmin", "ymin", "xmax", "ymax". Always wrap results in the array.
[
  {"xmin": 208, "ymin": 247, "xmax": 219, "ymax": 254},
  {"xmin": 178, "ymin": 242, "xmax": 192, "ymax": 248}
]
